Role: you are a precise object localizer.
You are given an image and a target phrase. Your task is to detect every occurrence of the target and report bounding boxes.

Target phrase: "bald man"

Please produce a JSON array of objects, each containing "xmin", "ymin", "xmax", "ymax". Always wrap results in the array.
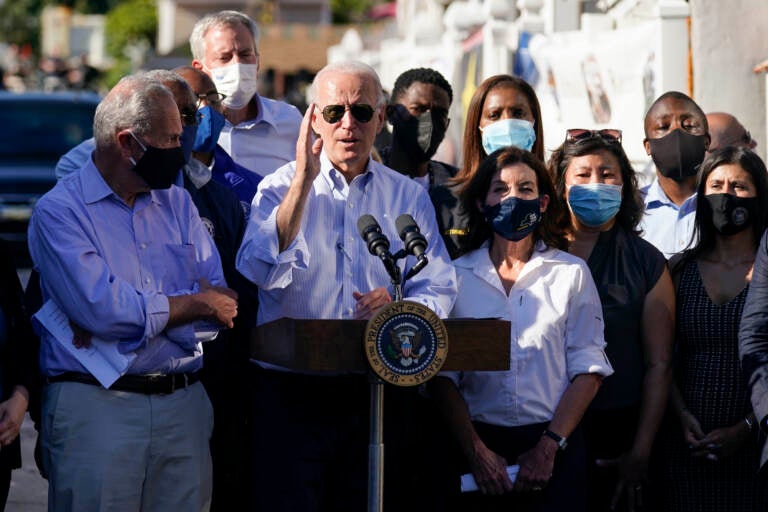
[{"xmin": 706, "ymin": 112, "xmax": 757, "ymax": 152}]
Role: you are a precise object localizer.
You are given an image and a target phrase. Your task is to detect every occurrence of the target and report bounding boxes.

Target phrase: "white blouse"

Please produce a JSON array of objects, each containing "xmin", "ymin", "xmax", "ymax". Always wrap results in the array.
[{"xmin": 443, "ymin": 241, "xmax": 613, "ymax": 427}]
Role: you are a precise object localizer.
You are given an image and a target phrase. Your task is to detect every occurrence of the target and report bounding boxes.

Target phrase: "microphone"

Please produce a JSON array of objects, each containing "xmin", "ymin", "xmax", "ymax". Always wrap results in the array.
[
  {"xmin": 357, "ymin": 214, "xmax": 400, "ymax": 284},
  {"xmin": 396, "ymin": 214, "xmax": 429, "ymax": 279}
]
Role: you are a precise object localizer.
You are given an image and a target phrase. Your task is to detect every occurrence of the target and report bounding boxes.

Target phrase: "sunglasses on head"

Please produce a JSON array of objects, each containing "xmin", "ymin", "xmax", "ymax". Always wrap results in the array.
[
  {"xmin": 319, "ymin": 103, "xmax": 375, "ymax": 124},
  {"xmin": 565, "ymin": 128, "xmax": 622, "ymax": 145}
]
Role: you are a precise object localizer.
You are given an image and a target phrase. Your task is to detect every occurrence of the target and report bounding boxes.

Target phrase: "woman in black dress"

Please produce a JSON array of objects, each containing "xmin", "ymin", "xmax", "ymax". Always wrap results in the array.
[
  {"xmin": 0, "ymin": 239, "xmax": 38, "ymax": 510},
  {"xmin": 661, "ymin": 147, "xmax": 768, "ymax": 511},
  {"xmin": 549, "ymin": 129, "xmax": 674, "ymax": 511}
]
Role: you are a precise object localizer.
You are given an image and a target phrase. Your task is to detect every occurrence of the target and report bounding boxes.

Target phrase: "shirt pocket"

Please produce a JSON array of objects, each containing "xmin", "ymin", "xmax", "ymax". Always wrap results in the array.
[{"xmin": 152, "ymin": 243, "xmax": 198, "ymax": 293}]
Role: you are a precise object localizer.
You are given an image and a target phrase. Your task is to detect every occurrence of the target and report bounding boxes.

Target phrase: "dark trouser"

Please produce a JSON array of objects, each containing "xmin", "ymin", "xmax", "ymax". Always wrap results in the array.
[
  {"xmin": 201, "ymin": 330, "xmax": 251, "ymax": 512},
  {"xmin": 582, "ymin": 406, "xmax": 641, "ymax": 512},
  {"xmin": 250, "ymin": 366, "xmax": 369, "ymax": 512},
  {"xmin": 451, "ymin": 421, "xmax": 587, "ymax": 512},
  {"xmin": 0, "ymin": 467, "xmax": 10, "ymax": 511}
]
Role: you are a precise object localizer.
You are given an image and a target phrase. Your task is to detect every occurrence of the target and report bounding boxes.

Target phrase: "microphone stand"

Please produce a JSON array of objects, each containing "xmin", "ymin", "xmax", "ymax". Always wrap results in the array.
[{"xmin": 368, "ymin": 251, "xmax": 424, "ymax": 512}]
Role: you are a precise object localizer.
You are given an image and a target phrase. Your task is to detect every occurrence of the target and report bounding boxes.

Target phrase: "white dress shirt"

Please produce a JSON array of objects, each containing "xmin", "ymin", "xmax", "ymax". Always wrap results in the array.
[
  {"xmin": 639, "ymin": 178, "xmax": 698, "ymax": 259},
  {"xmin": 442, "ymin": 241, "xmax": 613, "ymax": 427},
  {"xmin": 236, "ymin": 151, "xmax": 458, "ymax": 326},
  {"xmin": 217, "ymin": 94, "xmax": 302, "ymax": 178}
]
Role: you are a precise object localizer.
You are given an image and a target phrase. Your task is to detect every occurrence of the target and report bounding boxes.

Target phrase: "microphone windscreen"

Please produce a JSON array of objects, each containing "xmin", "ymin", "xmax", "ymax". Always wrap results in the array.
[
  {"xmin": 357, "ymin": 214, "xmax": 379, "ymax": 238},
  {"xmin": 395, "ymin": 214, "xmax": 418, "ymax": 239}
]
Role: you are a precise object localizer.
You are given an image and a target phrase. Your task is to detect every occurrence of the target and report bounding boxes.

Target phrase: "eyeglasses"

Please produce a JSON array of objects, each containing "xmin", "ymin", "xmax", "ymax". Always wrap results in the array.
[
  {"xmin": 196, "ymin": 92, "xmax": 227, "ymax": 108},
  {"xmin": 180, "ymin": 110, "xmax": 203, "ymax": 127},
  {"xmin": 318, "ymin": 103, "xmax": 375, "ymax": 124},
  {"xmin": 565, "ymin": 128, "xmax": 622, "ymax": 145}
]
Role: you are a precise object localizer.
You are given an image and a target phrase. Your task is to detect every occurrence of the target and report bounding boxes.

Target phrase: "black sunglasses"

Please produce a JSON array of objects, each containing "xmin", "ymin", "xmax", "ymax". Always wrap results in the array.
[
  {"xmin": 196, "ymin": 92, "xmax": 227, "ymax": 108},
  {"xmin": 565, "ymin": 128, "xmax": 622, "ymax": 145},
  {"xmin": 319, "ymin": 103, "xmax": 375, "ymax": 124},
  {"xmin": 180, "ymin": 110, "xmax": 203, "ymax": 127}
]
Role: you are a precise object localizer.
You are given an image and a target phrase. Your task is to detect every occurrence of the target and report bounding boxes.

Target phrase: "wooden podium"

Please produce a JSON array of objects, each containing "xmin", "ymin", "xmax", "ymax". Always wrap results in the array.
[{"xmin": 252, "ymin": 317, "xmax": 511, "ymax": 511}]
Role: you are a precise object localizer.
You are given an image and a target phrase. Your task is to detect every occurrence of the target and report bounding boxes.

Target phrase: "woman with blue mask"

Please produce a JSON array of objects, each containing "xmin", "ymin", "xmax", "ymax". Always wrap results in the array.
[
  {"xmin": 443, "ymin": 75, "xmax": 544, "ymax": 258},
  {"xmin": 432, "ymin": 147, "xmax": 612, "ymax": 512},
  {"xmin": 549, "ymin": 129, "xmax": 674, "ymax": 512}
]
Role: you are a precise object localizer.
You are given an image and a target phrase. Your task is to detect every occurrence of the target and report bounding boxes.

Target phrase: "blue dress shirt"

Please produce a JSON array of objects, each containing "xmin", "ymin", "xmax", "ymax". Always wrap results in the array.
[
  {"xmin": 29, "ymin": 158, "xmax": 226, "ymax": 376},
  {"xmin": 217, "ymin": 95, "xmax": 302, "ymax": 178},
  {"xmin": 236, "ymin": 152, "xmax": 458, "ymax": 326},
  {"xmin": 639, "ymin": 178, "xmax": 697, "ymax": 259}
]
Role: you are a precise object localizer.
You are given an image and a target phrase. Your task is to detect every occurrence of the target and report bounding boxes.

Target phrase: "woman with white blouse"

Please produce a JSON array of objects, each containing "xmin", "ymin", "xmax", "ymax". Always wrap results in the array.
[{"xmin": 431, "ymin": 147, "xmax": 613, "ymax": 512}]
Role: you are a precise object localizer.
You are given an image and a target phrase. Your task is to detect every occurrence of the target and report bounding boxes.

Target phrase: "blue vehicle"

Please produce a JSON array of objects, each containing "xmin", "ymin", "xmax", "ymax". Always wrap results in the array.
[{"xmin": 0, "ymin": 91, "xmax": 100, "ymax": 266}]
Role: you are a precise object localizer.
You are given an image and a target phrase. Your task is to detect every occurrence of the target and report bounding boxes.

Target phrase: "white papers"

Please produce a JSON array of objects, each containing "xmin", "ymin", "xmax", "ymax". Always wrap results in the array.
[
  {"xmin": 460, "ymin": 465, "xmax": 519, "ymax": 493},
  {"xmin": 33, "ymin": 300, "xmax": 136, "ymax": 389}
]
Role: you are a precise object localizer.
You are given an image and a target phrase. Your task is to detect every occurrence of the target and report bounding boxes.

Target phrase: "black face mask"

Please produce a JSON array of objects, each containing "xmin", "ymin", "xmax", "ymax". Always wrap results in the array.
[
  {"xmin": 648, "ymin": 129, "xmax": 708, "ymax": 181},
  {"xmin": 703, "ymin": 193, "xmax": 759, "ymax": 236},
  {"xmin": 129, "ymin": 132, "xmax": 185, "ymax": 189},
  {"xmin": 389, "ymin": 105, "xmax": 446, "ymax": 164}
]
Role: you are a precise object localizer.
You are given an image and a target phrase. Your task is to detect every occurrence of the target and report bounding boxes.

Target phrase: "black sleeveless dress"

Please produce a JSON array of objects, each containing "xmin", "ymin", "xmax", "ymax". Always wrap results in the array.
[{"xmin": 660, "ymin": 260, "xmax": 766, "ymax": 511}]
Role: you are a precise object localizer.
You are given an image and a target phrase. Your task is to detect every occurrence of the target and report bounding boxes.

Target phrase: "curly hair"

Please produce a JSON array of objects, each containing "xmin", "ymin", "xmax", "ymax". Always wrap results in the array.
[{"xmin": 390, "ymin": 68, "xmax": 453, "ymax": 105}]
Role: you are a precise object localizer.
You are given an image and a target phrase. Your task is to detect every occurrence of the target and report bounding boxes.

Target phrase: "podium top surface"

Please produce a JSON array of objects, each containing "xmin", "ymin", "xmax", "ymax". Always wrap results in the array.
[{"xmin": 251, "ymin": 317, "xmax": 511, "ymax": 373}]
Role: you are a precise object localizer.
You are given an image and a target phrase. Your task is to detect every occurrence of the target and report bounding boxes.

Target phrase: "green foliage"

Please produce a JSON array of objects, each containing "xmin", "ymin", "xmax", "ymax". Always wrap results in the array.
[
  {"xmin": 0, "ymin": 0, "xmax": 44, "ymax": 48},
  {"xmin": 331, "ymin": 0, "xmax": 374, "ymax": 23},
  {"xmin": 104, "ymin": 0, "xmax": 156, "ymax": 59}
]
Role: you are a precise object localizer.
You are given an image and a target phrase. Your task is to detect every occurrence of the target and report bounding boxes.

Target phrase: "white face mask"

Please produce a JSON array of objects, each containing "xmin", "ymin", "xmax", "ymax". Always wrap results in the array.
[{"xmin": 207, "ymin": 62, "xmax": 258, "ymax": 109}]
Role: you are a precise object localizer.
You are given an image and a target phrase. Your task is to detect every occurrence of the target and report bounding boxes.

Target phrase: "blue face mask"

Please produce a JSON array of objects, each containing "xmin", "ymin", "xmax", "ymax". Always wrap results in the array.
[
  {"xmin": 193, "ymin": 105, "xmax": 226, "ymax": 153},
  {"xmin": 480, "ymin": 118, "xmax": 536, "ymax": 154},
  {"xmin": 567, "ymin": 183, "xmax": 622, "ymax": 227},
  {"xmin": 483, "ymin": 196, "xmax": 541, "ymax": 241},
  {"xmin": 180, "ymin": 123, "xmax": 198, "ymax": 164}
]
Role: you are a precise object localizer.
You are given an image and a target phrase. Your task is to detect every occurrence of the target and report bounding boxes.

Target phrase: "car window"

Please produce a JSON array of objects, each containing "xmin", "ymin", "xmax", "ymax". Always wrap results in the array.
[{"xmin": 0, "ymin": 101, "xmax": 96, "ymax": 161}]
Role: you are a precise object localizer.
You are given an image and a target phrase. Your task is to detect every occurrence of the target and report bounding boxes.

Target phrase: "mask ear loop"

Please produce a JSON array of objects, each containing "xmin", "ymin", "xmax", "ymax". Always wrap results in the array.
[{"xmin": 126, "ymin": 131, "xmax": 146, "ymax": 166}]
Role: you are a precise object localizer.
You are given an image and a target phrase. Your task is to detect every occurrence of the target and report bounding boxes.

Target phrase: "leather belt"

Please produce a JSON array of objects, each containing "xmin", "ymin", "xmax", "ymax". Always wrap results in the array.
[{"xmin": 47, "ymin": 371, "xmax": 200, "ymax": 395}]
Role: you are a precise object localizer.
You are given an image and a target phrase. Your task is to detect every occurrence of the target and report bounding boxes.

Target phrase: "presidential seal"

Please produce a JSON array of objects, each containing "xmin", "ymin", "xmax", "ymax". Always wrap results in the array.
[{"xmin": 364, "ymin": 300, "xmax": 448, "ymax": 386}]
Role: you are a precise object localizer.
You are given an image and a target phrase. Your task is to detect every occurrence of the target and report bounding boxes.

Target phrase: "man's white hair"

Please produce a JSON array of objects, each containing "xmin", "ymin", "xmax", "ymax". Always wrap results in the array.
[
  {"xmin": 189, "ymin": 10, "xmax": 260, "ymax": 63},
  {"xmin": 308, "ymin": 61, "xmax": 386, "ymax": 107}
]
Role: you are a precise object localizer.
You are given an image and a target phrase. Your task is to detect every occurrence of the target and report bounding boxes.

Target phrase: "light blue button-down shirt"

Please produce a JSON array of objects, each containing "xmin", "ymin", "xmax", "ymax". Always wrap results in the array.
[
  {"xmin": 639, "ymin": 177, "xmax": 698, "ymax": 259},
  {"xmin": 29, "ymin": 158, "xmax": 226, "ymax": 376},
  {"xmin": 217, "ymin": 94, "xmax": 302, "ymax": 178},
  {"xmin": 236, "ymin": 152, "xmax": 457, "ymax": 326}
]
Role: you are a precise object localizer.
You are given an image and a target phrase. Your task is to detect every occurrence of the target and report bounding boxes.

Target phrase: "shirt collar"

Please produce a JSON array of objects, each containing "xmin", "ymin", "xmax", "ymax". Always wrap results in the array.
[
  {"xmin": 455, "ymin": 239, "xmax": 555, "ymax": 292},
  {"xmin": 184, "ymin": 158, "xmax": 212, "ymax": 189},
  {"xmin": 319, "ymin": 151, "xmax": 375, "ymax": 191},
  {"xmin": 231, "ymin": 94, "xmax": 275, "ymax": 129},
  {"xmin": 644, "ymin": 177, "xmax": 697, "ymax": 210},
  {"xmin": 82, "ymin": 156, "xmax": 165, "ymax": 206}
]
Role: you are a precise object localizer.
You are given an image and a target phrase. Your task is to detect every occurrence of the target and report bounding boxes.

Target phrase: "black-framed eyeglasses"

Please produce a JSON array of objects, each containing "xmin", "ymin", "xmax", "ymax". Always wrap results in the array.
[
  {"xmin": 565, "ymin": 128, "xmax": 622, "ymax": 145},
  {"xmin": 196, "ymin": 92, "xmax": 227, "ymax": 108},
  {"xmin": 180, "ymin": 110, "xmax": 203, "ymax": 127},
  {"xmin": 318, "ymin": 103, "xmax": 375, "ymax": 124}
]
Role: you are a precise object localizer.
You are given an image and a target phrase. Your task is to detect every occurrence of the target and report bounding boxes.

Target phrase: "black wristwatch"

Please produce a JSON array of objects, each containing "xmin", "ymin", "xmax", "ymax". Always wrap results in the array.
[{"xmin": 542, "ymin": 429, "xmax": 568, "ymax": 451}]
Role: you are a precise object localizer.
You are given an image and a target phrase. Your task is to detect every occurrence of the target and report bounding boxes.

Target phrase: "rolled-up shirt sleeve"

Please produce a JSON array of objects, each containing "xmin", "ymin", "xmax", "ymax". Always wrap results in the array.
[
  {"xmin": 565, "ymin": 263, "xmax": 614, "ymax": 380},
  {"xmin": 236, "ymin": 162, "xmax": 310, "ymax": 290},
  {"xmin": 29, "ymin": 200, "xmax": 166, "ymax": 350}
]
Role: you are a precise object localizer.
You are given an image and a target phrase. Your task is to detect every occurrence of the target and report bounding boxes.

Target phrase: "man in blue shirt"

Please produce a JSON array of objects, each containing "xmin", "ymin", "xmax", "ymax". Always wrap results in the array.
[
  {"xmin": 639, "ymin": 91, "xmax": 710, "ymax": 258},
  {"xmin": 190, "ymin": 10, "xmax": 302, "ymax": 177},
  {"xmin": 236, "ymin": 61, "xmax": 457, "ymax": 511},
  {"xmin": 29, "ymin": 74, "xmax": 238, "ymax": 511}
]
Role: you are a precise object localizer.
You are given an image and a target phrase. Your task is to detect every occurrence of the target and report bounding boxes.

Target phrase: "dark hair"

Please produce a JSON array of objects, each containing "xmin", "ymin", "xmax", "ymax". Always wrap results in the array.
[
  {"xmin": 456, "ymin": 75, "xmax": 544, "ymax": 187},
  {"xmin": 548, "ymin": 136, "xmax": 644, "ymax": 234},
  {"xmin": 644, "ymin": 91, "xmax": 708, "ymax": 138},
  {"xmin": 460, "ymin": 146, "xmax": 567, "ymax": 252},
  {"xmin": 391, "ymin": 67, "xmax": 453, "ymax": 105},
  {"xmin": 677, "ymin": 147, "xmax": 768, "ymax": 267}
]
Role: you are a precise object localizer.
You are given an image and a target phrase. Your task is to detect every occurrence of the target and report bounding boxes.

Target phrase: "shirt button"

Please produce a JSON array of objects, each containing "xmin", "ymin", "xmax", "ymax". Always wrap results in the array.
[
  {"xmin": 348, "ymin": 203, "xmax": 354, "ymax": 208},
  {"xmin": 347, "ymin": 308, "xmax": 354, "ymax": 316},
  {"xmin": 348, "ymin": 236, "xmax": 354, "ymax": 242},
  {"xmin": 145, "ymin": 277, "xmax": 151, "ymax": 284},
  {"xmin": 140, "ymin": 243, "xmax": 147, "ymax": 250}
]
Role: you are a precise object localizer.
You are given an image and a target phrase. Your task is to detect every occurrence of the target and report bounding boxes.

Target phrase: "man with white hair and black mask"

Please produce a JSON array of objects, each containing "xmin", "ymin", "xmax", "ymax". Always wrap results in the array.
[
  {"xmin": 190, "ymin": 10, "xmax": 302, "ymax": 177},
  {"xmin": 29, "ymin": 74, "xmax": 238, "ymax": 511}
]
